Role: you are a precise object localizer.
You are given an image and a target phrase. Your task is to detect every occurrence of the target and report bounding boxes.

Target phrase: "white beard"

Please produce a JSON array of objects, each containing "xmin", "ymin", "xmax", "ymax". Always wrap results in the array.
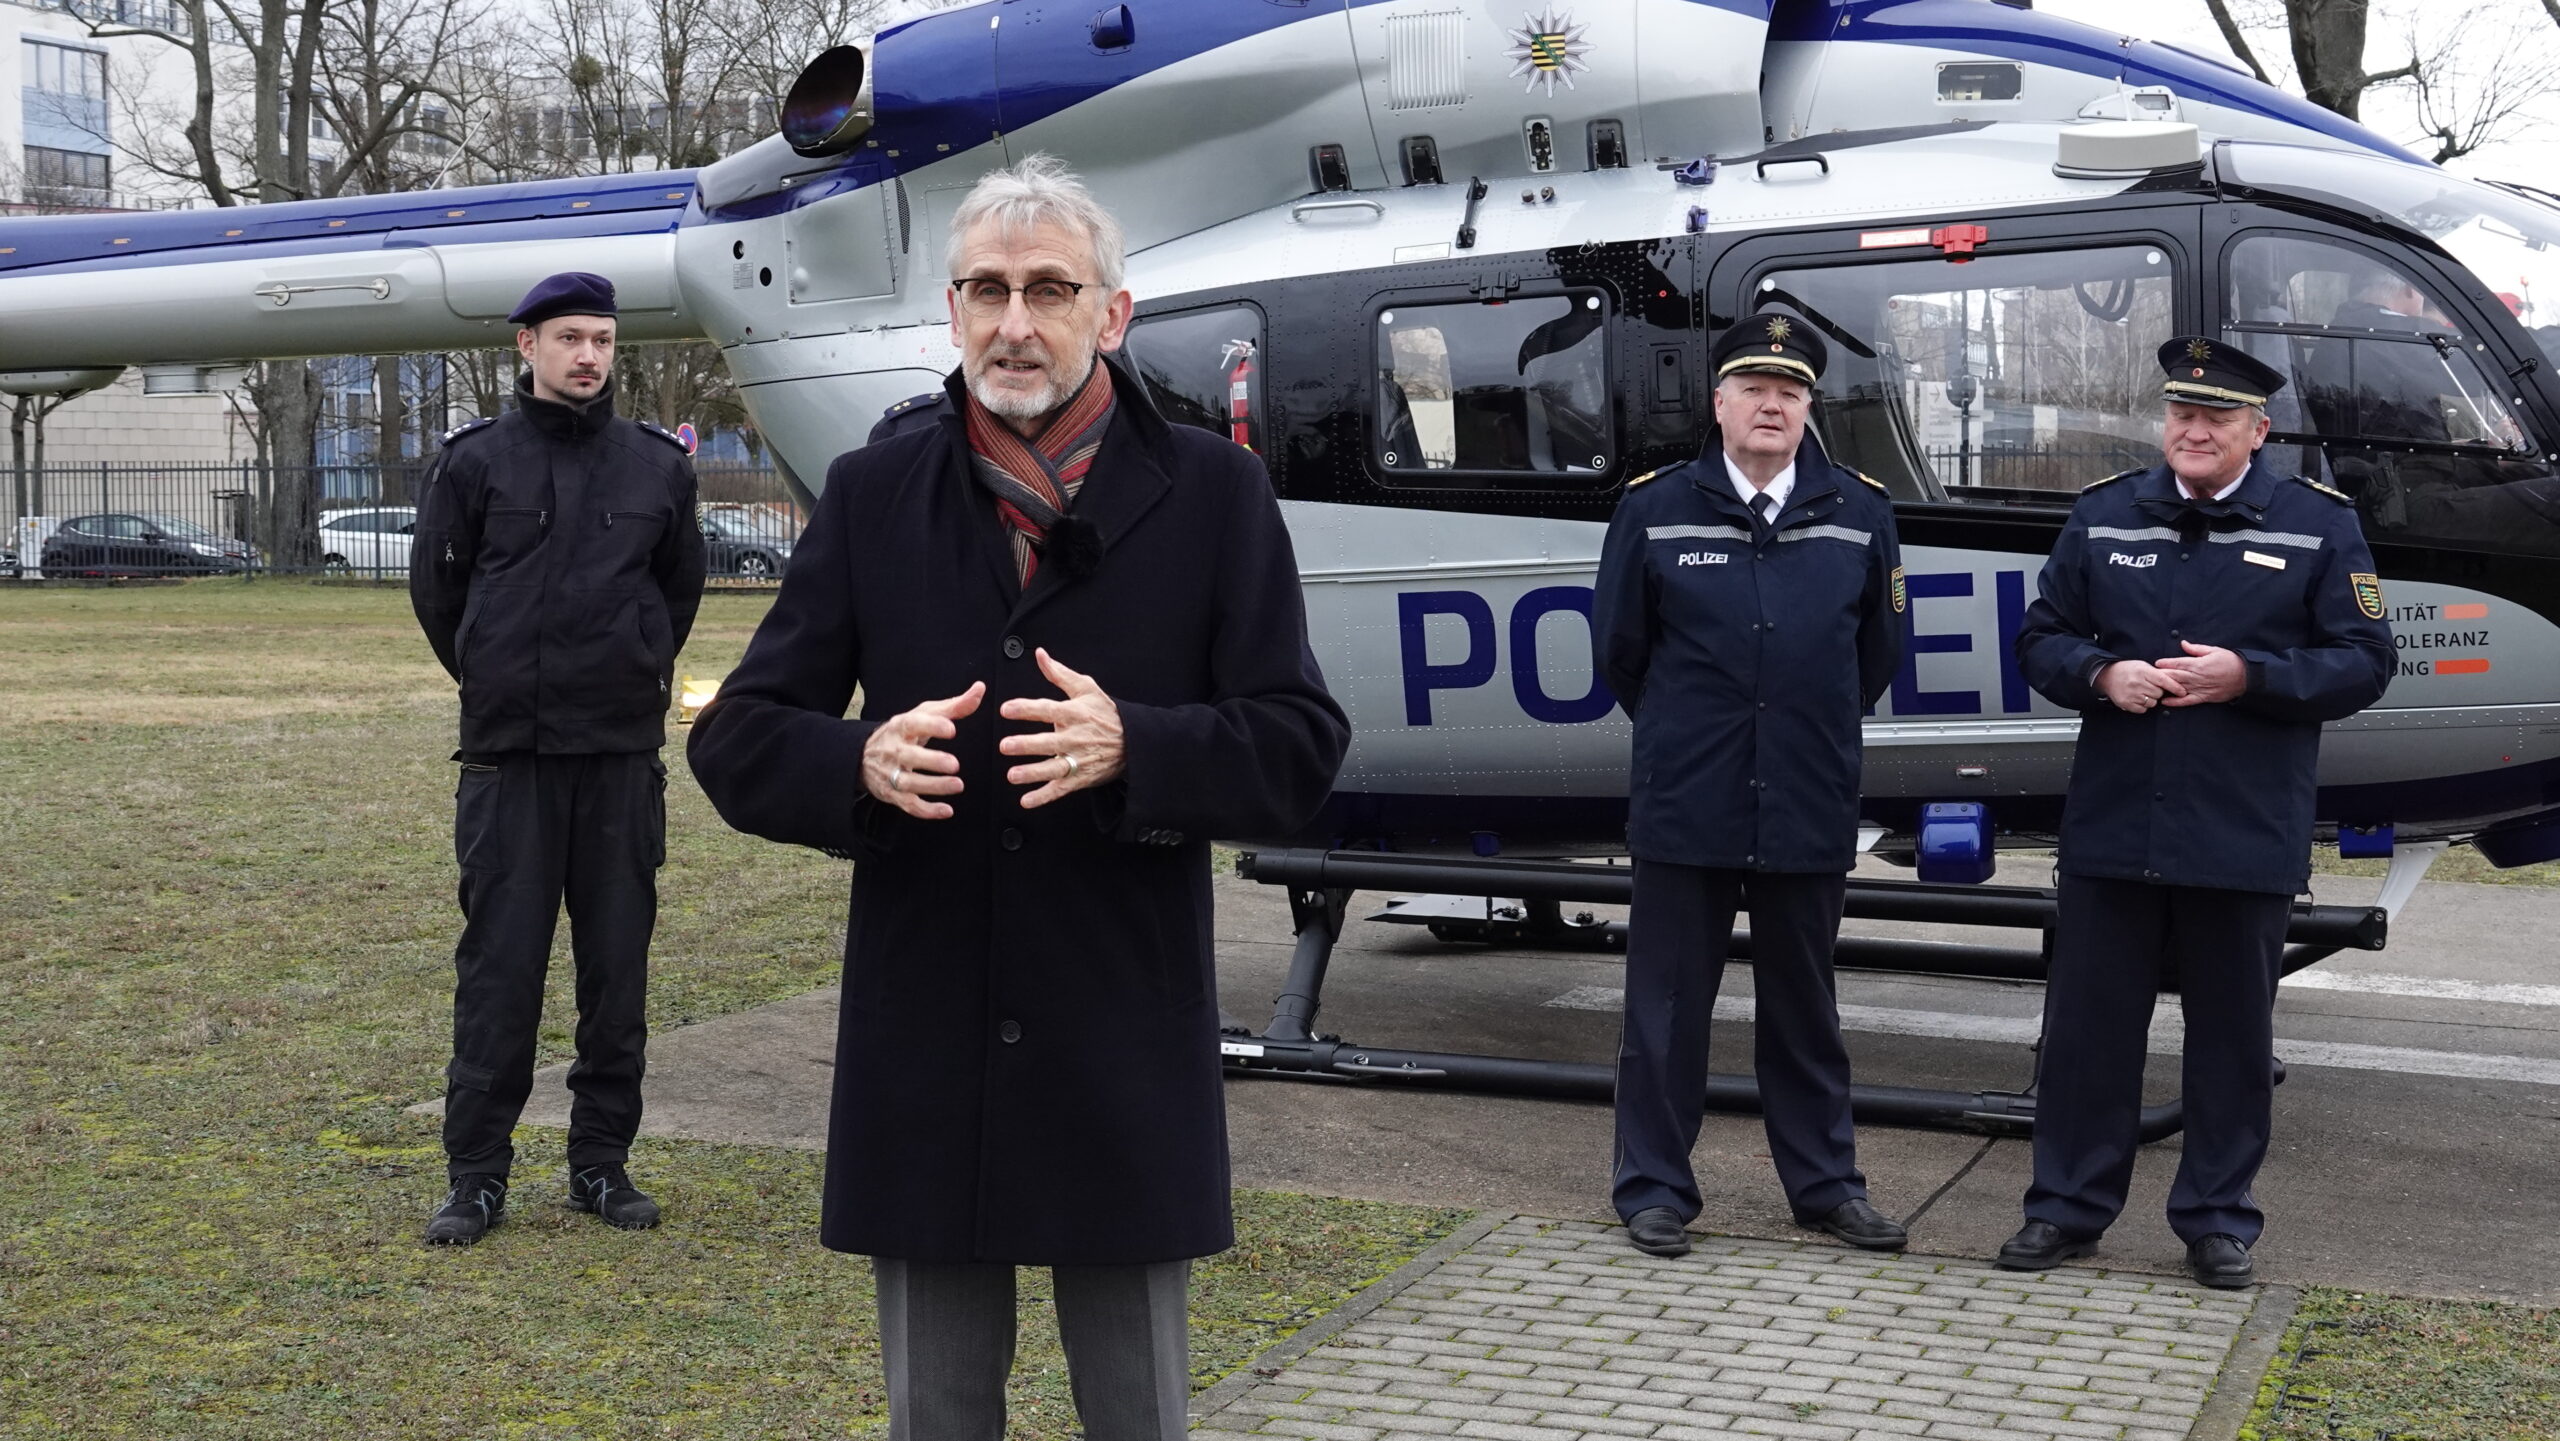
[{"xmin": 966, "ymin": 342, "xmax": 1097, "ymax": 422}]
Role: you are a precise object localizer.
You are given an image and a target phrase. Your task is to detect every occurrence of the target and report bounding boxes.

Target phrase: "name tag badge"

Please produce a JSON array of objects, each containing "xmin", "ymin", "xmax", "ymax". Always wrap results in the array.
[{"xmin": 2243, "ymin": 550, "xmax": 2286, "ymax": 571}]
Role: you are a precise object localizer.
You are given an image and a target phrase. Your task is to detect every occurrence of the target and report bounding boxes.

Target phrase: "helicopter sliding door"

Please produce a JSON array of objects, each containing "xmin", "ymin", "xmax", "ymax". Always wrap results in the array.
[
  {"xmin": 2206, "ymin": 207, "xmax": 2560, "ymax": 828},
  {"xmin": 1703, "ymin": 202, "xmax": 2205, "ymax": 833}
]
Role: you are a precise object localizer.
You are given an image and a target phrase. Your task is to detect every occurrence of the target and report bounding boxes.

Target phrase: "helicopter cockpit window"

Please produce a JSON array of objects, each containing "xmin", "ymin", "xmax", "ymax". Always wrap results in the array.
[
  {"xmin": 1121, "ymin": 304, "xmax": 1264, "ymax": 455},
  {"xmin": 2222, "ymin": 232, "xmax": 2560, "ymax": 556},
  {"xmin": 1373, "ymin": 292, "xmax": 1612, "ymax": 487},
  {"xmin": 1756, "ymin": 246, "xmax": 2175, "ymax": 506}
]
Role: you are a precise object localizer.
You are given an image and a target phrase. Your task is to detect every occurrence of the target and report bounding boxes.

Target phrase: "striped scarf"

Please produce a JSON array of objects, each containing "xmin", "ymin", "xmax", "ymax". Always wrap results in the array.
[{"xmin": 964, "ymin": 360, "xmax": 1116, "ymax": 587}]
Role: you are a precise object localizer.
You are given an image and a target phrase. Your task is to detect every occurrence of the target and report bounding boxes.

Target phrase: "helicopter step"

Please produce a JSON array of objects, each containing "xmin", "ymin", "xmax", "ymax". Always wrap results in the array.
[{"xmin": 1225, "ymin": 846, "xmax": 2390, "ymax": 1139}]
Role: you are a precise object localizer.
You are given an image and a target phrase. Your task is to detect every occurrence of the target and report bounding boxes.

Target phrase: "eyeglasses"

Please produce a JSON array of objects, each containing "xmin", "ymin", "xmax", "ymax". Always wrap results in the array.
[{"xmin": 951, "ymin": 277, "xmax": 1090, "ymax": 317}]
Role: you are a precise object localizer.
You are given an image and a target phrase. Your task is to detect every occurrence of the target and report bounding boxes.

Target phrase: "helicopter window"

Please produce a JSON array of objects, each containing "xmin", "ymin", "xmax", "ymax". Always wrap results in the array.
[
  {"xmin": 1122, "ymin": 305, "xmax": 1265, "ymax": 455},
  {"xmin": 2222, "ymin": 232, "xmax": 2560, "ymax": 556},
  {"xmin": 1758, "ymin": 245, "xmax": 2176, "ymax": 505},
  {"xmin": 1373, "ymin": 291, "xmax": 1612, "ymax": 486}
]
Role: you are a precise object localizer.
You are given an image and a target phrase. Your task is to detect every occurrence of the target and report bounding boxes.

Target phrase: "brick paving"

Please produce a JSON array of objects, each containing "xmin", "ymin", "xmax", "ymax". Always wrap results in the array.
[{"xmin": 1194, "ymin": 1217, "xmax": 2260, "ymax": 1441}]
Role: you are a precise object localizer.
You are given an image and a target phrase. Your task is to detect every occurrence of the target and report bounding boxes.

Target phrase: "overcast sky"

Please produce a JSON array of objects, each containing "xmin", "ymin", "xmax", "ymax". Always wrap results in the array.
[{"xmin": 2038, "ymin": 0, "xmax": 2560, "ymax": 180}]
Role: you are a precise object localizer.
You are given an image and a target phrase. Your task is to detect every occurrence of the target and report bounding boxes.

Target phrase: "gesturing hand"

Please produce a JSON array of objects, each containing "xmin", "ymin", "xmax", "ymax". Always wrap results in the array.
[
  {"xmin": 2157, "ymin": 641, "xmax": 2248, "ymax": 707},
  {"xmin": 2096, "ymin": 659, "xmax": 2188, "ymax": 715},
  {"xmin": 998, "ymin": 649, "xmax": 1125, "ymax": 810},
  {"xmin": 862, "ymin": 682, "xmax": 984, "ymax": 819}
]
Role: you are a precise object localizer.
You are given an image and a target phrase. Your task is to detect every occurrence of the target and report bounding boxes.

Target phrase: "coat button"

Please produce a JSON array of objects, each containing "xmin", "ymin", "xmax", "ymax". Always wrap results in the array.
[
  {"xmin": 999, "ymin": 1020, "xmax": 1022, "ymax": 1044},
  {"xmin": 1757, "ymin": 701, "xmax": 1767, "ymax": 710},
  {"xmin": 1003, "ymin": 635, "xmax": 1025, "ymax": 659},
  {"xmin": 1000, "ymin": 828, "xmax": 1023, "ymax": 851}
]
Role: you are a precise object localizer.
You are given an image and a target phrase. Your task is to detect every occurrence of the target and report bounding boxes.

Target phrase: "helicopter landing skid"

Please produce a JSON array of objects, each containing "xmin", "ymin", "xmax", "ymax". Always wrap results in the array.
[{"xmin": 1219, "ymin": 848, "xmax": 2382, "ymax": 1141}]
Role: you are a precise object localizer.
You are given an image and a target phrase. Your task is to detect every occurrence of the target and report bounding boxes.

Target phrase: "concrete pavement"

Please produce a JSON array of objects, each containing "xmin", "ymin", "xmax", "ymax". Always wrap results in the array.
[{"xmin": 464, "ymin": 857, "xmax": 2560, "ymax": 1302}]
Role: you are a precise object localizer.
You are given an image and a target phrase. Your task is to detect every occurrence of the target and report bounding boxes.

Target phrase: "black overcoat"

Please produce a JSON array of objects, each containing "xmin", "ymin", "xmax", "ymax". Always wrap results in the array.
[{"xmin": 686, "ymin": 360, "xmax": 1348, "ymax": 1265}]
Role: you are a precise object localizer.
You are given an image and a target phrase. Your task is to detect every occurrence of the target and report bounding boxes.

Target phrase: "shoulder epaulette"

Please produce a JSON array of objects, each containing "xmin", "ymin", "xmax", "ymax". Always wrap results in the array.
[
  {"xmin": 2083, "ymin": 467, "xmax": 2143, "ymax": 492},
  {"xmin": 869, "ymin": 391, "xmax": 949, "ymax": 444},
  {"xmin": 438, "ymin": 416, "xmax": 497, "ymax": 447},
  {"xmin": 636, "ymin": 420, "xmax": 689, "ymax": 451},
  {"xmin": 1856, "ymin": 470, "xmax": 1888, "ymax": 493},
  {"xmin": 2294, "ymin": 474, "xmax": 2354, "ymax": 504},
  {"xmin": 1625, "ymin": 467, "xmax": 1662, "ymax": 489}
]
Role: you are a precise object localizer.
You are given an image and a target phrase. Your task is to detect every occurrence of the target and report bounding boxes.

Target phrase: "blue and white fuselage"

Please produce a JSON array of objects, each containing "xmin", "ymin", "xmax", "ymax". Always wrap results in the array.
[{"xmin": 11, "ymin": 0, "xmax": 2557, "ymax": 860}]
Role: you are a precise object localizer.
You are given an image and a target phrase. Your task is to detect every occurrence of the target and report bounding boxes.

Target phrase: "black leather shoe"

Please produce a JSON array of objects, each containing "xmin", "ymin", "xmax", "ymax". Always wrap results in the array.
[
  {"xmin": 2187, "ymin": 1234, "xmax": 2255, "ymax": 1288},
  {"xmin": 424, "ymin": 1173, "xmax": 508, "ymax": 1246},
  {"xmin": 568, "ymin": 1164, "xmax": 662, "ymax": 1230},
  {"xmin": 1996, "ymin": 1220, "xmax": 2098, "ymax": 1271},
  {"xmin": 1623, "ymin": 1206, "xmax": 1692, "ymax": 1257},
  {"xmin": 1797, "ymin": 1197, "xmax": 1908, "ymax": 1251}
]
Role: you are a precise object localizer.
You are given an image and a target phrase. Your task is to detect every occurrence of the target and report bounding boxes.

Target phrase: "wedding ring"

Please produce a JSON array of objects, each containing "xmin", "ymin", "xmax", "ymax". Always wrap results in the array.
[
  {"xmin": 893, "ymin": 767, "xmax": 906, "ymax": 791},
  {"xmin": 1064, "ymin": 753, "xmax": 1080, "ymax": 777}
]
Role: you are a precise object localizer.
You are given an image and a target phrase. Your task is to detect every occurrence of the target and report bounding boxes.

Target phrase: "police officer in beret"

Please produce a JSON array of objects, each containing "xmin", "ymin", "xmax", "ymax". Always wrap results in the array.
[
  {"xmin": 1999, "ymin": 338, "xmax": 2392, "ymax": 1287},
  {"xmin": 409, "ymin": 271, "xmax": 708, "ymax": 1245},
  {"xmin": 1593, "ymin": 310, "xmax": 1909, "ymax": 1258}
]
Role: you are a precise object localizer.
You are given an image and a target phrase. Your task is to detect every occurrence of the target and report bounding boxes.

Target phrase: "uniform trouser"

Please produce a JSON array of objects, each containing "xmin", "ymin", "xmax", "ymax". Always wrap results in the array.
[
  {"xmin": 442, "ymin": 750, "xmax": 665, "ymax": 1183},
  {"xmin": 2024, "ymin": 874, "xmax": 2290, "ymax": 1246},
  {"xmin": 1612, "ymin": 861, "xmax": 1867, "ymax": 1221},
  {"xmin": 872, "ymin": 1257, "xmax": 1191, "ymax": 1441}
]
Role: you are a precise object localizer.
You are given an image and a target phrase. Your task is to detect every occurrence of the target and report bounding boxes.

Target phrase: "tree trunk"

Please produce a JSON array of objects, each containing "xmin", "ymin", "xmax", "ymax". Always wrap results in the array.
[
  {"xmin": 375, "ymin": 354, "xmax": 406, "ymax": 502},
  {"xmin": 10, "ymin": 396, "xmax": 27, "ymax": 524},
  {"xmin": 2290, "ymin": 0, "xmax": 2377, "ymax": 120},
  {"xmin": 264, "ymin": 360, "xmax": 324, "ymax": 567}
]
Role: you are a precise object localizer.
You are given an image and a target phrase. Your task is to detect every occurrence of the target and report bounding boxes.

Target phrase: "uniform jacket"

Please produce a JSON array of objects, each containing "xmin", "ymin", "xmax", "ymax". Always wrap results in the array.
[
  {"xmin": 1593, "ymin": 433, "xmax": 1904, "ymax": 872},
  {"xmin": 410, "ymin": 377, "xmax": 707, "ymax": 754},
  {"xmin": 685, "ymin": 359, "xmax": 1349, "ymax": 1265},
  {"xmin": 2017, "ymin": 459, "xmax": 2394, "ymax": 895}
]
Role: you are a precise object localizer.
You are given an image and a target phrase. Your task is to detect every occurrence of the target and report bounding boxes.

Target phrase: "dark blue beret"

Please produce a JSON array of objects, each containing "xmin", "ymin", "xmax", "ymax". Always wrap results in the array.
[{"xmin": 509, "ymin": 271, "xmax": 618, "ymax": 327}]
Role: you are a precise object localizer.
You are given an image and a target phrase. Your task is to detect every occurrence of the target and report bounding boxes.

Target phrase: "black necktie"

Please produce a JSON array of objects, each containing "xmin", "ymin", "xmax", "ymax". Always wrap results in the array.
[{"xmin": 1752, "ymin": 491, "xmax": 1777, "ymax": 533}]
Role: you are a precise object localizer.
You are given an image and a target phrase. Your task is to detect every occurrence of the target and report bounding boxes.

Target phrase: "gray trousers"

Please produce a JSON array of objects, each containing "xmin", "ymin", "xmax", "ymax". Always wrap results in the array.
[{"xmin": 873, "ymin": 1257, "xmax": 1190, "ymax": 1441}]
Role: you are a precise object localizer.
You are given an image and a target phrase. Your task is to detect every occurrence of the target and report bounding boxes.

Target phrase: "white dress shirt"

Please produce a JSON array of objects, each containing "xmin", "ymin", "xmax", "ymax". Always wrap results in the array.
[{"xmin": 1723, "ymin": 453, "xmax": 1796, "ymax": 517}]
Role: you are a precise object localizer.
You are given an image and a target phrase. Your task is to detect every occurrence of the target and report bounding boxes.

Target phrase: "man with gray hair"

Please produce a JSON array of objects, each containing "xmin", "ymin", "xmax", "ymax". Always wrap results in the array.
[{"xmin": 688, "ymin": 155, "xmax": 1347, "ymax": 1436}]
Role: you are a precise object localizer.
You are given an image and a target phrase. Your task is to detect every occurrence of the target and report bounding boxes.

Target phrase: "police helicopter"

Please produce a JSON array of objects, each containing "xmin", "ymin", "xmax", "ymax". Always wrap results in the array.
[{"xmin": 9, "ymin": 0, "xmax": 2560, "ymax": 1131}]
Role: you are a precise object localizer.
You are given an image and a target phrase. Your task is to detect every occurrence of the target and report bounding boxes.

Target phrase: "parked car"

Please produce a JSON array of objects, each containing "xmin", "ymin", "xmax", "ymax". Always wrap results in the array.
[
  {"xmin": 1, "ymin": 542, "xmax": 17, "ymax": 579},
  {"xmin": 39, "ymin": 512, "xmax": 259, "ymax": 576},
  {"xmin": 318, "ymin": 506, "xmax": 417, "ymax": 575},
  {"xmin": 700, "ymin": 508, "xmax": 794, "ymax": 580}
]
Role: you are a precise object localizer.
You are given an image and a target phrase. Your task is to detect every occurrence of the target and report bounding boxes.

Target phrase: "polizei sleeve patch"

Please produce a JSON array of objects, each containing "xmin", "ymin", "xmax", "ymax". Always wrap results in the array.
[{"xmin": 2353, "ymin": 572, "xmax": 2385, "ymax": 618}]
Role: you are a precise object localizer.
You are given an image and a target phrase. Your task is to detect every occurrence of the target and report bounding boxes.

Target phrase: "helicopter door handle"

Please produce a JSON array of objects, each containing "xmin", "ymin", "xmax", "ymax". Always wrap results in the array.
[
  {"xmin": 1290, "ymin": 198, "xmax": 1385, "ymax": 222},
  {"xmin": 1755, "ymin": 154, "xmax": 1830, "ymax": 181}
]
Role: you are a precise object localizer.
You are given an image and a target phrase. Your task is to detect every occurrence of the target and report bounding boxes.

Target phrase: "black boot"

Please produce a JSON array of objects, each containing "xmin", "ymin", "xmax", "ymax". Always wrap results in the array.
[
  {"xmin": 1623, "ymin": 1206, "xmax": 1692, "ymax": 1257},
  {"xmin": 425, "ymin": 1173, "xmax": 508, "ymax": 1246},
  {"xmin": 1996, "ymin": 1220, "xmax": 2098, "ymax": 1271},
  {"xmin": 568, "ymin": 1163, "xmax": 662, "ymax": 1230},
  {"xmin": 2186, "ymin": 1234, "xmax": 2255, "ymax": 1288},
  {"xmin": 1796, "ymin": 1197, "xmax": 1908, "ymax": 1252}
]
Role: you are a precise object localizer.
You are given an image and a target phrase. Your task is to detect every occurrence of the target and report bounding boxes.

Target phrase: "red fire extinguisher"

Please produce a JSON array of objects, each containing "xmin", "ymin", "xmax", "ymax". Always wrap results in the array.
[{"xmin": 1220, "ymin": 339, "xmax": 1256, "ymax": 451}]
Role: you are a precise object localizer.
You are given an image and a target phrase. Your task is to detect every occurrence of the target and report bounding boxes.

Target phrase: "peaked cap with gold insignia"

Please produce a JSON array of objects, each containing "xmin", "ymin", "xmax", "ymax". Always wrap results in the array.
[
  {"xmin": 1713, "ymin": 309, "xmax": 1829, "ymax": 386},
  {"xmin": 2157, "ymin": 335, "xmax": 2286, "ymax": 410}
]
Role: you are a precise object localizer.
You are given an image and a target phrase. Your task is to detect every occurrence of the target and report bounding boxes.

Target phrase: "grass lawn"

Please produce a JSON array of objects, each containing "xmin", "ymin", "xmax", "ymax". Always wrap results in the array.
[
  {"xmin": 0, "ymin": 580, "xmax": 1463, "ymax": 1439},
  {"xmin": 2247, "ymin": 1291, "xmax": 2560, "ymax": 1440}
]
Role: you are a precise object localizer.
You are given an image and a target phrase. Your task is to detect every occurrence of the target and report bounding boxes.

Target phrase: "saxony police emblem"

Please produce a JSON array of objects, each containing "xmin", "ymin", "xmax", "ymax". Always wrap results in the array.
[
  {"xmin": 1505, "ymin": 6, "xmax": 1592, "ymax": 96},
  {"xmin": 2352, "ymin": 572, "xmax": 2385, "ymax": 620},
  {"xmin": 1891, "ymin": 565, "xmax": 1907, "ymax": 614}
]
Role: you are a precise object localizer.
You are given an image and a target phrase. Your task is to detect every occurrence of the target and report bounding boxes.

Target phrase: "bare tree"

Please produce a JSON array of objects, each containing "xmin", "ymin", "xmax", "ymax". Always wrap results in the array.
[
  {"xmin": 2198, "ymin": 0, "xmax": 2415, "ymax": 121},
  {"xmin": 2402, "ymin": 5, "xmax": 2560, "ymax": 163}
]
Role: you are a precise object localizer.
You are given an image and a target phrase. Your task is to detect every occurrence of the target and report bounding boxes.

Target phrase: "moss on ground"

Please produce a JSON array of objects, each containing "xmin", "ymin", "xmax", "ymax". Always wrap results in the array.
[
  {"xmin": 2246, "ymin": 1289, "xmax": 2560, "ymax": 1440},
  {"xmin": 0, "ymin": 579, "xmax": 1462, "ymax": 1439}
]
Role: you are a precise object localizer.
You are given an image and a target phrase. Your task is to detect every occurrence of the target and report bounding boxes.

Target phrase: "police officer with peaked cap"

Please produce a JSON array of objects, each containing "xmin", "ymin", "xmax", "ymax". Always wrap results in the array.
[
  {"xmin": 1592, "ymin": 311, "xmax": 1910, "ymax": 1258},
  {"xmin": 1999, "ymin": 338, "xmax": 2392, "ymax": 1287},
  {"xmin": 409, "ymin": 270, "xmax": 708, "ymax": 1245}
]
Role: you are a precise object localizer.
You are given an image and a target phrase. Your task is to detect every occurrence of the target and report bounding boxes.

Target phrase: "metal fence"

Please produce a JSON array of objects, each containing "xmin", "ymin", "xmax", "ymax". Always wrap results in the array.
[
  {"xmin": 1921, "ymin": 445, "xmax": 2157, "ymax": 495},
  {"xmin": 3, "ymin": 461, "xmax": 801, "ymax": 586}
]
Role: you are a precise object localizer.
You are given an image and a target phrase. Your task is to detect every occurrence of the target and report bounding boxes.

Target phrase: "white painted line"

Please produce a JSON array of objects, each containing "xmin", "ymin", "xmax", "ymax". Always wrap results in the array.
[
  {"xmin": 1544, "ymin": 989, "xmax": 2560, "ymax": 1087},
  {"xmin": 2279, "ymin": 969, "xmax": 2560, "ymax": 1008}
]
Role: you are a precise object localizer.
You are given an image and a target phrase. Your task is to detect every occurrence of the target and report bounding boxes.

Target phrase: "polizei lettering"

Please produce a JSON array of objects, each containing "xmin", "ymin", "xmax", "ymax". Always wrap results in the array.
[
  {"xmin": 2106, "ymin": 551, "xmax": 2159, "ymax": 569},
  {"xmin": 1677, "ymin": 551, "xmax": 1730, "ymax": 566}
]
